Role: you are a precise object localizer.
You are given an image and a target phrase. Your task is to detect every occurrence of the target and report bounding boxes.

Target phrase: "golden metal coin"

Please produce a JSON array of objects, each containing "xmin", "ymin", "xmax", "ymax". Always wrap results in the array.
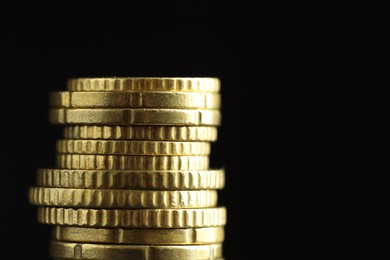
[
  {"xmin": 50, "ymin": 91, "xmax": 221, "ymax": 109},
  {"xmin": 36, "ymin": 168, "xmax": 225, "ymax": 190},
  {"xmin": 49, "ymin": 108, "xmax": 221, "ymax": 126},
  {"xmin": 67, "ymin": 77, "xmax": 220, "ymax": 92},
  {"xmin": 53, "ymin": 258, "xmax": 224, "ymax": 260},
  {"xmin": 63, "ymin": 125, "xmax": 218, "ymax": 141},
  {"xmin": 28, "ymin": 187, "xmax": 218, "ymax": 208},
  {"xmin": 37, "ymin": 207, "xmax": 227, "ymax": 228},
  {"xmin": 56, "ymin": 154, "xmax": 209, "ymax": 170},
  {"xmin": 50, "ymin": 241, "xmax": 223, "ymax": 259},
  {"xmin": 56, "ymin": 140, "xmax": 211, "ymax": 155},
  {"xmin": 52, "ymin": 226, "xmax": 224, "ymax": 244}
]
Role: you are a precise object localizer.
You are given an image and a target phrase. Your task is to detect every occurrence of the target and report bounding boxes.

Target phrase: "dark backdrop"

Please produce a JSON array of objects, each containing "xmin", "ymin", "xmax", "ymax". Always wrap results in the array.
[
  {"xmin": 0, "ymin": 1, "xmax": 389, "ymax": 259},
  {"xmin": 0, "ymin": 3, "xmax": 242, "ymax": 259}
]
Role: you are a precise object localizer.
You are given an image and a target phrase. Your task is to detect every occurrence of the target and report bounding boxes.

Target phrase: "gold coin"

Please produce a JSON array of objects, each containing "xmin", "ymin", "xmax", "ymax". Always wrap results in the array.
[
  {"xmin": 63, "ymin": 125, "xmax": 218, "ymax": 141},
  {"xmin": 50, "ymin": 241, "xmax": 223, "ymax": 259},
  {"xmin": 67, "ymin": 77, "xmax": 220, "ymax": 92},
  {"xmin": 56, "ymin": 140, "xmax": 211, "ymax": 155},
  {"xmin": 37, "ymin": 207, "xmax": 227, "ymax": 228},
  {"xmin": 53, "ymin": 258, "xmax": 225, "ymax": 260},
  {"xmin": 36, "ymin": 168, "xmax": 225, "ymax": 190},
  {"xmin": 52, "ymin": 226, "xmax": 224, "ymax": 244},
  {"xmin": 49, "ymin": 108, "xmax": 221, "ymax": 126},
  {"xmin": 56, "ymin": 154, "xmax": 209, "ymax": 170},
  {"xmin": 28, "ymin": 187, "xmax": 218, "ymax": 208},
  {"xmin": 50, "ymin": 91, "xmax": 221, "ymax": 109}
]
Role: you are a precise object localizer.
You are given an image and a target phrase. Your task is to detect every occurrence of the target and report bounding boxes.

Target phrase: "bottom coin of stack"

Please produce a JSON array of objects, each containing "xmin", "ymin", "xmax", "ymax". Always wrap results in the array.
[{"xmin": 50, "ymin": 226, "xmax": 225, "ymax": 259}]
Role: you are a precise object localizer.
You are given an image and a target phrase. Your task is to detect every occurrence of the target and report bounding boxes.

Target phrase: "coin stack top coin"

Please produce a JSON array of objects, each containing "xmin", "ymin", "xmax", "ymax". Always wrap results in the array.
[{"xmin": 29, "ymin": 77, "xmax": 226, "ymax": 260}]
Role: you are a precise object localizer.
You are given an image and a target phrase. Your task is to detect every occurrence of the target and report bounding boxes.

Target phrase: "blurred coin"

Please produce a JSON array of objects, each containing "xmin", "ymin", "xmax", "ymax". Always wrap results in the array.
[
  {"xmin": 50, "ymin": 241, "xmax": 223, "ymax": 259},
  {"xmin": 52, "ymin": 226, "xmax": 224, "ymax": 244},
  {"xmin": 67, "ymin": 77, "xmax": 220, "ymax": 92}
]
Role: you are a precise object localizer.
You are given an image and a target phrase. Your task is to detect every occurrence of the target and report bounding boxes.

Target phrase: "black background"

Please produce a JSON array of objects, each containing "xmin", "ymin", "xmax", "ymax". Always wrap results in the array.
[{"xmin": 0, "ymin": 1, "xmax": 389, "ymax": 259}]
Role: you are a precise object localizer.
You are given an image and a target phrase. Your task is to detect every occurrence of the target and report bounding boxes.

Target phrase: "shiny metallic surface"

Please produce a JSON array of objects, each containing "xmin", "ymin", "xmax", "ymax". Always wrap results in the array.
[
  {"xmin": 67, "ymin": 77, "xmax": 220, "ymax": 92},
  {"xmin": 52, "ymin": 226, "xmax": 225, "ymax": 244},
  {"xmin": 29, "ymin": 77, "xmax": 226, "ymax": 259},
  {"xmin": 63, "ymin": 125, "xmax": 218, "ymax": 141},
  {"xmin": 28, "ymin": 187, "xmax": 218, "ymax": 208},
  {"xmin": 50, "ymin": 241, "xmax": 223, "ymax": 259},
  {"xmin": 56, "ymin": 154, "xmax": 209, "ymax": 170},
  {"xmin": 56, "ymin": 140, "xmax": 211, "ymax": 155},
  {"xmin": 49, "ymin": 108, "xmax": 221, "ymax": 126},
  {"xmin": 36, "ymin": 168, "xmax": 225, "ymax": 190},
  {"xmin": 37, "ymin": 207, "xmax": 227, "ymax": 228},
  {"xmin": 50, "ymin": 91, "xmax": 221, "ymax": 109}
]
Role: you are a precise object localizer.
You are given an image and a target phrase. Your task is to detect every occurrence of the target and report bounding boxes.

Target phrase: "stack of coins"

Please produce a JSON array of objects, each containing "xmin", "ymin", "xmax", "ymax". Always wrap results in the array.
[{"xmin": 28, "ymin": 77, "xmax": 226, "ymax": 260}]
